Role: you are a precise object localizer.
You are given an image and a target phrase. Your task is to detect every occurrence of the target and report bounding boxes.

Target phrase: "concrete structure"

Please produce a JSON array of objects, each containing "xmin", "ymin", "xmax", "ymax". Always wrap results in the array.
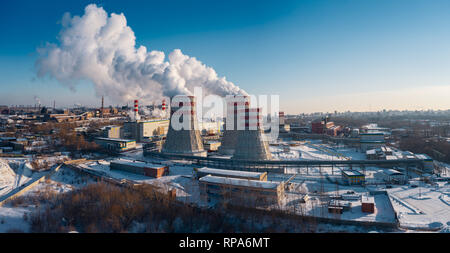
[
  {"xmin": 382, "ymin": 168, "xmax": 407, "ymax": 184},
  {"xmin": 415, "ymin": 154, "xmax": 434, "ymax": 172},
  {"xmin": 218, "ymin": 95, "xmax": 249, "ymax": 155},
  {"xmin": 342, "ymin": 169, "xmax": 365, "ymax": 185},
  {"xmin": 162, "ymin": 95, "xmax": 206, "ymax": 157},
  {"xmin": 360, "ymin": 132, "xmax": 385, "ymax": 151},
  {"xmin": 199, "ymin": 175, "xmax": 284, "ymax": 207},
  {"xmin": 110, "ymin": 159, "xmax": 169, "ymax": 178},
  {"xmin": 232, "ymin": 107, "xmax": 272, "ymax": 160},
  {"xmin": 311, "ymin": 118, "xmax": 334, "ymax": 134},
  {"xmin": 102, "ymin": 125, "xmax": 121, "ymax": 139},
  {"xmin": 94, "ymin": 137, "xmax": 136, "ymax": 153},
  {"xmin": 122, "ymin": 119, "xmax": 169, "ymax": 142},
  {"xmin": 204, "ymin": 141, "xmax": 221, "ymax": 152},
  {"xmin": 329, "ymin": 199, "xmax": 352, "ymax": 212},
  {"xmin": 195, "ymin": 167, "xmax": 267, "ymax": 181}
]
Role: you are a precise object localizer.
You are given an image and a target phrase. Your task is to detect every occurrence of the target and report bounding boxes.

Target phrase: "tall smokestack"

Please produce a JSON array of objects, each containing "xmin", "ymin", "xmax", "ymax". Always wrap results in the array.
[
  {"xmin": 162, "ymin": 99, "xmax": 166, "ymax": 111},
  {"xmin": 134, "ymin": 99, "xmax": 140, "ymax": 121},
  {"xmin": 232, "ymin": 106, "xmax": 272, "ymax": 161},
  {"xmin": 162, "ymin": 95, "xmax": 206, "ymax": 157}
]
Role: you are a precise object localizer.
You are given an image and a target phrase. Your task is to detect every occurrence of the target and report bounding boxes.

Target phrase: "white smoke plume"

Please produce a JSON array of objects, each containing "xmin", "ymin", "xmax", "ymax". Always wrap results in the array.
[
  {"xmin": 34, "ymin": 96, "xmax": 41, "ymax": 105},
  {"xmin": 36, "ymin": 4, "xmax": 247, "ymax": 105}
]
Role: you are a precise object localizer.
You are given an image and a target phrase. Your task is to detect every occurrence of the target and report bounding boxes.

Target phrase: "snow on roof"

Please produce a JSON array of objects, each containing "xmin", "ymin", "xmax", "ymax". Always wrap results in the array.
[
  {"xmin": 360, "ymin": 132, "xmax": 384, "ymax": 135},
  {"xmin": 385, "ymin": 155, "xmax": 398, "ymax": 160},
  {"xmin": 415, "ymin": 154, "xmax": 433, "ymax": 161},
  {"xmin": 95, "ymin": 137, "xmax": 135, "ymax": 143},
  {"xmin": 384, "ymin": 169, "xmax": 404, "ymax": 176},
  {"xmin": 199, "ymin": 175, "xmax": 280, "ymax": 189},
  {"xmin": 197, "ymin": 167, "xmax": 264, "ymax": 178},
  {"xmin": 361, "ymin": 196, "xmax": 374, "ymax": 203},
  {"xmin": 366, "ymin": 149, "xmax": 377, "ymax": 155},
  {"xmin": 342, "ymin": 170, "xmax": 364, "ymax": 177},
  {"xmin": 110, "ymin": 159, "xmax": 164, "ymax": 169}
]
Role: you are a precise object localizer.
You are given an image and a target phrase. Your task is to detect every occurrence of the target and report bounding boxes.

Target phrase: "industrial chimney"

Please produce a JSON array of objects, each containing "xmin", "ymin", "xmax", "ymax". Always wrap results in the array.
[
  {"xmin": 162, "ymin": 99, "xmax": 166, "ymax": 111},
  {"xmin": 232, "ymin": 106, "xmax": 272, "ymax": 161},
  {"xmin": 134, "ymin": 99, "xmax": 140, "ymax": 121},
  {"xmin": 162, "ymin": 95, "xmax": 206, "ymax": 157}
]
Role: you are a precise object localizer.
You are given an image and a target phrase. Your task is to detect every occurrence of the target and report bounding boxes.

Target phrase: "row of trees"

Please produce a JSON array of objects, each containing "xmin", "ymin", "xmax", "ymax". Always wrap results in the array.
[
  {"xmin": 29, "ymin": 182, "xmax": 323, "ymax": 233},
  {"xmin": 400, "ymin": 137, "xmax": 450, "ymax": 163}
]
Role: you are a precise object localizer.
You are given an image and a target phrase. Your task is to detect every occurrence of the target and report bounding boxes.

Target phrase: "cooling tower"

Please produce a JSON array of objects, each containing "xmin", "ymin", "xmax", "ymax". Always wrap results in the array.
[
  {"xmin": 232, "ymin": 107, "xmax": 272, "ymax": 161},
  {"xmin": 218, "ymin": 95, "xmax": 249, "ymax": 155},
  {"xmin": 162, "ymin": 95, "xmax": 207, "ymax": 157}
]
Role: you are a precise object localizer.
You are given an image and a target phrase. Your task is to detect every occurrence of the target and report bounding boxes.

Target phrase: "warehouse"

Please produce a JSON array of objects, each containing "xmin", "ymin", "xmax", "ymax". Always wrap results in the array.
[
  {"xmin": 94, "ymin": 137, "xmax": 136, "ymax": 153},
  {"xmin": 382, "ymin": 168, "xmax": 407, "ymax": 184},
  {"xmin": 122, "ymin": 119, "xmax": 169, "ymax": 142},
  {"xmin": 342, "ymin": 170, "xmax": 365, "ymax": 185},
  {"xmin": 199, "ymin": 175, "xmax": 284, "ymax": 207},
  {"xmin": 195, "ymin": 167, "xmax": 267, "ymax": 181},
  {"xmin": 360, "ymin": 132, "xmax": 385, "ymax": 151},
  {"xmin": 110, "ymin": 159, "xmax": 169, "ymax": 178}
]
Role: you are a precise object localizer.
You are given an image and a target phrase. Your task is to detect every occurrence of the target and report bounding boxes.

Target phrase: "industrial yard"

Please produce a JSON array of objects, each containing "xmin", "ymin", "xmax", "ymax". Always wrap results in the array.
[
  {"xmin": 2, "ymin": 127, "xmax": 448, "ymax": 233},
  {"xmin": 3, "ymin": 6, "xmax": 450, "ymax": 253}
]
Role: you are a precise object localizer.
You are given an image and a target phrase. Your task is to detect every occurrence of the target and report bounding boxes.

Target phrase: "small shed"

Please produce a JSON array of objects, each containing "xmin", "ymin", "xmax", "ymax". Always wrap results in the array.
[{"xmin": 361, "ymin": 196, "xmax": 375, "ymax": 213}]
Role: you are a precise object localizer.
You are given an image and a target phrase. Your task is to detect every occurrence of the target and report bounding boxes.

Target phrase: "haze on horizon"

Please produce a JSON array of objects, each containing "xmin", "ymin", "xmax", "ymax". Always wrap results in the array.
[{"xmin": 1, "ymin": 0, "xmax": 450, "ymax": 114}]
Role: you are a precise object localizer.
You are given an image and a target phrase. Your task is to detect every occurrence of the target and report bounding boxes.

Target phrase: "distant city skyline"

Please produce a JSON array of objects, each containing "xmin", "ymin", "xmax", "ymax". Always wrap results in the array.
[{"xmin": 1, "ymin": 0, "xmax": 450, "ymax": 114}]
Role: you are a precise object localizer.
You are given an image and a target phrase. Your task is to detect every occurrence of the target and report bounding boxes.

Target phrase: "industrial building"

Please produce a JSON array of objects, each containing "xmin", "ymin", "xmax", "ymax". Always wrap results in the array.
[
  {"xmin": 415, "ymin": 154, "xmax": 434, "ymax": 172},
  {"xmin": 122, "ymin": 119, "xmax": 169, "ymax": 142},
  {"xmin": 382, "ymin": 169, "xmax": 407, "ymax": 184},
  {"xmin": 94, "ymin": 137, "xmax": 136, "ymax": 153},
  {"xmin": 328, "ymin": 199, "xmax": 352, "ymax": 214},
  {"xmin": 162, "ymin": 96, "xmax": 206, "ymax": 157},
  {"xmin": 203, "ymin": 141, "xmax": 221, "ymax": 152},
  {"xmin": 360, "ymin": 132, "xmax": 385, "ymax": 151},
  {"xmin": 311, "ymin": 117, "xmax": 335, "ymax": 134},
  {"xmin": 110, "ymin": 159, "xmax": 169, "ymax": 178},
  {"xmin": 195, "ymin": 167, "xmax": 267, "ymax": 181},
  {"xmin": 199, "ymin": 175, "xmax": 284, "ymax": 207},
  {"xmin": 361, "ymin": 196, "xmax": 375, "ymax": 213},
  {"xmin": 342, "ymin": 169, "xmax": 365, "ymax": 185},
  {"xmin": 102, "ymin": 125, "xmax": 121, "ymax": 139}
]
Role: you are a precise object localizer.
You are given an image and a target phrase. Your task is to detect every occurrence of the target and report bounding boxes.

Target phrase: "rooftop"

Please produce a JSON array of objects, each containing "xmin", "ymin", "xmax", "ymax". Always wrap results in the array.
[
  {"xmin": 342, "ymin": 170, "xmax": 364, "ymax": 177},
  {"xmin": 95, "ymin": 137, "xmax": 136, "ymax": 143},
  {"xmin": 199, "ymin": 175, "xmax": 280, "ymax": 189},
  {"xmin": 197, "ymin": 167, "xmax": 264, "ymax": 178},
  {"xmin": 110, "ymin": 159, "xmax": 164, "ymax": 169}
]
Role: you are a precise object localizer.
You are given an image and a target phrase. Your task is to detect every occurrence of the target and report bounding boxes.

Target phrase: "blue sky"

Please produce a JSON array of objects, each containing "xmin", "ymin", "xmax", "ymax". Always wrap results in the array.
[{"xmin": 1, "ymin": 0, "xmax": 450, "ymax": 113}]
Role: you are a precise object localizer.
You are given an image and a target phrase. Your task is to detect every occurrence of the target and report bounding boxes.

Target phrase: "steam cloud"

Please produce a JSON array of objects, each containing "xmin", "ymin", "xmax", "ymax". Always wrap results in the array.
[{"xmin": 36, "ymin": 4, "xmax": 247, "ymax": 105}]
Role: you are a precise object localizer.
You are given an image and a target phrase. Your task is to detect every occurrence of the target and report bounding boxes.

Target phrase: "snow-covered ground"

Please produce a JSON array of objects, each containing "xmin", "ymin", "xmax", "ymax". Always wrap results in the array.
[
  {"xmin": 81, "ymin": 160, "xmax": 204, "ymax": 205},
  {"xmin": 387, "ymin": 183, "xmax": 450, "ymax": 231},
  {"xmin": 0, "ymin": 158, "xmax": 41, "ymax": 198},
  {"xmin": 0, "ymin": 205, "xmax": 32, "ymax": 233},
  {"xmin": 271, "ymin": 140, "xmax": 366, "ymax": 161}
]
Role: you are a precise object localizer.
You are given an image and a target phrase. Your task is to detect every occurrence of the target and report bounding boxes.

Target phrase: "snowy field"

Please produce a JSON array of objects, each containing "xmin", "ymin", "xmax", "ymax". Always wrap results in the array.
[
  {"xmin": 270, "ymin": 139, "xmax": 366, "ymax": 161},
  {"xmin": 81, "ymin": 160, "xmax": 204, "ymax": 205},
  {"xmin": 387, "ymin": 183, "xmax": 450, "ymax": 231}
]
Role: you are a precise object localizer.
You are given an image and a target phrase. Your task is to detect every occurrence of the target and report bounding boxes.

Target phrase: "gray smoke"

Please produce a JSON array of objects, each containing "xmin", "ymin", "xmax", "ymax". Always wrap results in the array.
[{"xmin": 36, "ymin": 4, "xmax": 247, "ymax": 105}]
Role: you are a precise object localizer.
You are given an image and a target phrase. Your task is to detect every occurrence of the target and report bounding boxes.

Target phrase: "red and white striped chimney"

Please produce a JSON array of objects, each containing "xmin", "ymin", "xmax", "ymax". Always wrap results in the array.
[
  {"xmin": 162, "ymin": 99, "xmax": 166, "ymax": 111},
  {"xmin": 134, "ymin": 99, "xmax": 140, "ymax": 121}
]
